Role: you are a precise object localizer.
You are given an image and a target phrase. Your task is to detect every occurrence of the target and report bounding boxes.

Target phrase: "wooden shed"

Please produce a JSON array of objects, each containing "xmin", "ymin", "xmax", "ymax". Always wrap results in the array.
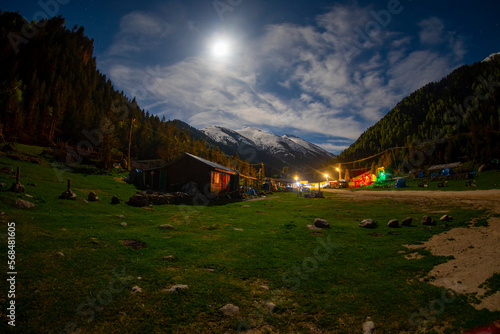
[{"xmin": 164, "ymin": 153, "xmax": 240, "ymax": 197}]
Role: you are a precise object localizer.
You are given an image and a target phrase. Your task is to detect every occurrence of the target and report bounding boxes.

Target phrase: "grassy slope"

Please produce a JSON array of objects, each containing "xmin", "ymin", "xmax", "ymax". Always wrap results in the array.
[{"xmin": 0, "ymin": 145, "xmax": 499, "ymax": 333}]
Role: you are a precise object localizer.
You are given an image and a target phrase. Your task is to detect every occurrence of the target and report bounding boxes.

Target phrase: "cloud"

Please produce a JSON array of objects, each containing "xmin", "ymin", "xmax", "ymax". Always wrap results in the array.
[
  {"xmin": 107, "ymin": 12, "xmax": 172, "ymax": 56},
  {"xmin": 418, "ymin": 17, "xmax": 445, "ymax": 44},
  {"xmin": 102, "ymin": 5, "xmax": 467, "ymax": 154}
]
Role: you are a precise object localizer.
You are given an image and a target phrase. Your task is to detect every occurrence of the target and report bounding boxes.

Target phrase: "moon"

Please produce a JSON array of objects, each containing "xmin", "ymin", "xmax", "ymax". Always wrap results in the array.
[{"xmin": 212, "ymin": 40, "xmax": 230, "ymax": 57}]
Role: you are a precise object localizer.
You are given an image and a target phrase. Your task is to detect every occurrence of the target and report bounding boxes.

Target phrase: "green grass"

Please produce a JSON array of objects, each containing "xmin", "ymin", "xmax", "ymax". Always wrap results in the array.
[{"xmin": 1, "ymin": 146, "xmax": 499, "ymax": 333}]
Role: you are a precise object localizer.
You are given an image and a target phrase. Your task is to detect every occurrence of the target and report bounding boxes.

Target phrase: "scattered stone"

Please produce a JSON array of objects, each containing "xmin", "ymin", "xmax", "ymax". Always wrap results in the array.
[
  {"xmin": 111, "ymin": 196, "xmax": 120, "ymax": 205},
  {"xmin": 265, "ymin": 302, "xmax": 278, "ymax": 313},
  {"xmin": 219, "ymin": 304, "xmax": 239, "ymax": 317},
  {"xmin": 92, "ymin": 240, "xmax": 100, "ymax": 245},
  {"xmin": 60, "ymin": 189, "xmax": 77, "ymax": 200},
  {"xmin": 120, "ymin": 239, "xmax": 148, "ymax": 250},
  {"xmin": 88, "ymin": 191, "xmax": 100, "ymax": 202},
  {"xmin": 421, "ymin": 215, "xmax": 436, "ymax": 226},
  {"xmin": 10, "ymin": 183, "xmax": 25, "ymax": 193},
  {"xmin": 61, "ymin": 228, "xmax": 67, "ymax": 231},
  {"xmin": 362, "ymin": 317, "xmax": 375, "ymax": 334},
  {"xmin": 241, "ymin": 205, "xmax": 250, "ymax": 208},
  {"xmin": 14, "ymin": 198, "xmax": 35, "ymax": 209},
  {"xmin": 260, "ymin": 285, "xmax": 269, "ymax": 290},
  {"xmin": 120, "ymin": 222, "xmax": 127, "ymax": 227},
  {"xmin": 163, "ymin": 255, "xmax": 177, "ymax": 262},
  {"xmin": 0, "ymin": 166, "xmax": 13, "ymax": 174},
  {"xmin": 162, "ymin": 284, "xmax": 189, "ymax": 292},
  {"xmin": 401, "ymin": 217, "xmax": 413, "ymax": 227},
  {"xmin": 307, "ymin": 225, "xmax": 324, "ymax": 231},
  {"xmin": 126, "ymin": 194, "xmax": 150, "ymax": 207},
  {"xmin": 359, "ymin": 219, "xmax": 377, "ymax": 228},
  {"xmin": 131, "ymin": 286, "xmax": 142, "ymax": 293},
  {"xmin": 234, "ymin": 228, "xmax": 244, "ymax": 231},
  {"xmin": 24, "ymin": 194, "xmax": 34, "ymax": 198},
  {"xmin": 440, "ymin": 214, "xmax": 453, "ymax": 222},
  {"xmin": 387, "ymin": 219, "xmax": 399, "ymax": 228},
  {"xmin": 56, "ymin": 252, "xmax": 65, "ymax": 257},
  {"xmin": 116, "ymin": 214, "xmax": 125, "ymax": 219},
  {"xmin": 79, "ymin": 197, "xmax": 88, "ymax": 204},
  {"xmin": 314, "ymin": 218, "xmax": 330, "ymax": 229},
  {"xmin": 0, "ymin": 182, "xmax": 6, "ymax": 188},
  {"xmin": 160, "ymin": 224, "xmax": 176, "ymax": 230}
]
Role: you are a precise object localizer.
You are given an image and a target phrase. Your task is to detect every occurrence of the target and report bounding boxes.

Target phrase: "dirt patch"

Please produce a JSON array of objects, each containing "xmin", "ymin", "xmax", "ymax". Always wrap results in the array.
[
  {"xmin": 406, "ymin": 217, "xmax": 500, "ymax": 311},
  {"xmin": 404, "ymin": 252, "xmax": 425, "ymax": 260},
  {"xmin": 120, "ymin": 239, "xmax": 148, "ymax": 250}
]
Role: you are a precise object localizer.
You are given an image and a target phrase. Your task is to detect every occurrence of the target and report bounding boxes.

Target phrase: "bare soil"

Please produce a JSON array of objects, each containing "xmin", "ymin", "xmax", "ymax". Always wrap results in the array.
[{"xmin": 324, "ymin": 189, "xmax": 500, "ymax": 311}]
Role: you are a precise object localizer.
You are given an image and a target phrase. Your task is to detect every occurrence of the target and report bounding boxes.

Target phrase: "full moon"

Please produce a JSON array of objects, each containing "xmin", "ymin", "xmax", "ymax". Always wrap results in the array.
[{"xmin": 212, "ymin": 40, "xmax": 230, "ymax": 57}]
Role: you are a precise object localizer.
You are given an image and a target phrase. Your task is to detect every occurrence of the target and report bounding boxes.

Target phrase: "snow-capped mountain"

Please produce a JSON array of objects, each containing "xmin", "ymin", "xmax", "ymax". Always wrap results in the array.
[
  {"xmin": 482, "ymin": 52, "xmax": 500, "ymax": 62},
  {"xmin": 200, "ymin": 125, "xmax": 335, "ymax": 168}
]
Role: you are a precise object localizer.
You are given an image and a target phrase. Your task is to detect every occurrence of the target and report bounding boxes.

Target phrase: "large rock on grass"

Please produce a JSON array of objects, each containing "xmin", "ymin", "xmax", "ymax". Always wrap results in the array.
[
  {"xmin": 88, "ymin": 191, "xmax": 100, "ymax": 202},
  {"xmin": 387, "ymin": 219, "xmax": 399, "ymax": 228},
  {"xmin": 421, "ymin": 215, "xmax": 436, "ymax": 226},
  {"xmin": 111, "ymin": 196, "xmax": 120, "ymax": 205},
  {"xmin": 220, "ymin": 304, "xmax": 239, "ymax": 317},
  {"xmin": 60, "ymin": 189, "xmax": 77, "ymax": 200},
  {"xmin": 126, "ymin": 194, "xmax": 149, "ymax": 207},
  {"xmin": 401, "ymin": 217, "xmax": 413, "ymax": 227},
  {"xmin": 359, "ymin": 219, "xmax": 377, "ymax": 229},
  {"xmin": 314, "ymin": 218, "xmax": 330, "ymax": 229},
  {"xmin": 15, "ymin": 198, "xmax": 35, "ymax": 209}
]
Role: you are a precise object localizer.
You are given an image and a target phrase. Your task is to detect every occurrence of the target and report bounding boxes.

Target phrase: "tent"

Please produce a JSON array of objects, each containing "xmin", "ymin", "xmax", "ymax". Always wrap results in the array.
[
  {"xmin": 442, "ymin": 168, "xmax": 455, "ymax": 176},
  {"xmin": 395, "ymin": 178, "xmax": 406, "ymax": 188}
]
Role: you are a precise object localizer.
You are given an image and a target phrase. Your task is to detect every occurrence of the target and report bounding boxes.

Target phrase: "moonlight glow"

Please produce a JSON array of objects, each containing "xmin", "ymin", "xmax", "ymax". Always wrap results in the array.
[{"xmin": 212, "ymin": 40, "xmax": 230, "ymax": 57}]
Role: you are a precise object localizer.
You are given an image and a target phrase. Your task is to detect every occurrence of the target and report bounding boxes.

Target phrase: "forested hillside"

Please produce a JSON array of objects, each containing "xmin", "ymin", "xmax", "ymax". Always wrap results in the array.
[
  {"xmin": 335, "ymin": 55, "xmax": 500, "ymax": 171},
  {"xmin": 0, "ymin": 11, "xmax": 256, "ymax": 174}
]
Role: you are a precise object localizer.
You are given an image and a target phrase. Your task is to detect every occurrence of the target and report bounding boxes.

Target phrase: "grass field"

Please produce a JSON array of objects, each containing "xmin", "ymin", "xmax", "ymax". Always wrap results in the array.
[{"xmin": 1, "ymin": 146, "xmax": 499, "ymax": 333}]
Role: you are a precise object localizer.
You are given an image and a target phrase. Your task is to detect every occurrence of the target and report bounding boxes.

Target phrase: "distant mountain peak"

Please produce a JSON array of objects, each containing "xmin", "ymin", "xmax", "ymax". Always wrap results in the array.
[{"xmin": 482, "ymin": 52, "xmax": 500, "ymax": 62}]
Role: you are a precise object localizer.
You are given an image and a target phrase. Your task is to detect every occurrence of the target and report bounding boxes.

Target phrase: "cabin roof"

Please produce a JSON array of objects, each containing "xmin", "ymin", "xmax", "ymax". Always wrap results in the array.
[{"xmin": 182, "ymin": 153, "xmax": 238, "ymax": 174}]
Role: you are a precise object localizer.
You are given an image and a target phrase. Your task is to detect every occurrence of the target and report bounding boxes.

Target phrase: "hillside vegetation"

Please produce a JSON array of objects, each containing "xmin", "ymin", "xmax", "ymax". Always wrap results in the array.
[{"xmin": 335, "ymin": 55, "xmax": 500, "ymax": 171}]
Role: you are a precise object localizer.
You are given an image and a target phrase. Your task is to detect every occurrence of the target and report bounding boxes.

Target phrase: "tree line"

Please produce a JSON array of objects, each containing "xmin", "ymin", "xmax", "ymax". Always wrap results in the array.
[{"xmin": 0, "ymin": 11, "xmax": 259, "ymax": 176}]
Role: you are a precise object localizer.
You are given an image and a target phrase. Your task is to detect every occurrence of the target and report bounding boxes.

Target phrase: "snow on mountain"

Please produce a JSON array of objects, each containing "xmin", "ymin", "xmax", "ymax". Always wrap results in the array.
[
  {"xmin": 201, "ymin": 125, "xmax": 335, "ymax": 167},
  {"xmin": 201, "ymin": 126, "xmax": 256, "ymax": 148},
  {"xmin": 482, "ymin": 52, "xmax": 500, "ymax": 62}
]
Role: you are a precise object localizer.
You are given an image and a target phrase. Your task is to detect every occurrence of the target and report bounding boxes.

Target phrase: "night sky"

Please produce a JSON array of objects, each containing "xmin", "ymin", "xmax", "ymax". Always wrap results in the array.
[{"xmin": 2, "ymin": 0, "xmax": 499, "ymax": 153}]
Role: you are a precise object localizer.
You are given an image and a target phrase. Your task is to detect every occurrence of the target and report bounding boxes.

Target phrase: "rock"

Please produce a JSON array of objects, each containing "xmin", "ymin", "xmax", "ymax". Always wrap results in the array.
[
  {"xmin": 307, "ymin": 225, "xmax": 324, "ymax": 231},
  {"xmin": 359, "ymin": 219, "xmax": 377, "ymax": 228},
  {"xmin": 440, "ymin": 214, "xmax": 453, "ymax": 222},
  {"xmin": 24, "ymin": 194, "xmax": 34, "ymax": 198},
  {"xmin": 401, "ymin": 217, "xmax": 413, "ymax": 227},
  {"xmin": 120, "ymin": 222, "xmax": 127, "ymax": 227},
  {"xmin": 88, "ymin": 191, "xmax": 100, "ymax": 202},
  {"xmin": 56, "ymin": 252, "xmax": 65, "ymax": 257},
  {"xmin": 126, "ymin": 194, "xmax": 149, "ymax": 207},
  {"xmin": 116, "ymin": 214, "xmax": 125, "ymax": 218},
  {"xmin": 362, "ymin": 317, "xmax": 375, "ymax": 334},
  {"xmin": 160, "ymin": 224, "xmax": 176, "ymax": 230},
  {"xmin": 314, "ymin": 218, "xmax": 330, "ymax": 229},
  {"xmin": 421, "ymin": 216, "xmax": 436, "ymax": 226},
  {"xmin": 162, "ymin": 284, "xmax": 189, "ymax": 292},
  {"xmin": 265, "ymin": 302, "xmax": 278, "ymax": 313},
  {"xmin": 15, "ymin": 198, "xmax": 35, "ymax": 209},
  {"xmin": 0, "ymin": 212, "xmax": 5, "ymax": 216},
  {"xmin": 0, "ymin": 166, "xmax": 13, "ymax": 174},
  {"xmin": 162, "ymin": 255, "xmax": 177, "ymax": 262},
  {"xmin": 10, "ymin": 183, "xmax": 25, "ymax": 193},
  {"xmin": 79, "ymin": 197, "xmax": 88, "ymax": 204},
  {"xmin": 234, "ymin": 228, "xmax": 244, "ymax": 231},
  {"xmin": 0, "ymin": 182, "xmax": 6, "ymax": 188},
  {"xmin": 131, "ymin": 286, "xmax": 142, "ymax": 293},
  {"xmin": 60, "ymin": 189, "xmax": 77, "ymax": 200},
  {"xmin": 387, "ymin": 219, "xmax": 399, "ymax": 228},
  {"xmin": 260, "ymin": 285, "xmax": 270, "ymax": 290},
  {"xmin": 111, "ymin": 196, "xmax": 120, "ymax": 205},
  {"xmin": 219, "ymin": 304, "xmax": 239, "ymax": 317}
]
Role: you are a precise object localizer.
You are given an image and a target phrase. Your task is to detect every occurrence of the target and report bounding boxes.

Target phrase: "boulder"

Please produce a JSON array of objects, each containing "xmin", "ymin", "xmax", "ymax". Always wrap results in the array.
[
  {"xmin": 162, "ymin": 284, "xmax": 189, "ymax": 292},
  {"xmin": 314, "ymin": 218, "xmax": 330, "ymax": 229},
  {"xmin": 10, "ymin": 183, "xmax": 25, "ymax": 193},
  {"xmin": 219, "ymin": 304, "xmax": 239, "ymax": 317},
  {"xmin": 111, "ymin": 196, "xmax": 121, "ymax": 205},
  {"xmin": 163, "ymin": 255, "xmax": 177, "ymax": 262},
  {"xmin": 120, "ymin": 222, "xmax": 127, "ymax": 227},
  {"xmin": 440, "ymin": 214, "xmax": 453, "ymax": 222},
  {"xmin": 421, "ymin": 215, "xmax": 436, "ymax": 226},
  {"xmin": 362, "ymin": 317, "xmax": 375, "ymax": 334},
  {"xmin": 401, "ymin": 217, "xmax": 413, "ymax": 227},
  {"xmin": 60, "ymin": 189, "xmax": 77, "ymax": 200},
  {"xmin": 88, "ymin": 191, "xmax": 100, "ymax": 202},
  {"xmin": 160, "ymin": 224, "xmax": 176, "ymax": 230},
  {"xmin": 14, "ymin": 198, "xmax": 35, "ymax": 209},
  {"xmin": 359, "ymin": 219, "xmax": 377, "ymax": 229},
  {"xmin": 266, "ymin": 302, "xmax": 278, "ymax": 313},
  {"xmin": 387, "ymin": 219, "xmax": 399, "ymax": 228},
  {"xmin": 126, "ymin": 194, "xmax": 149, "ymax": 207},
  {"xmin": 131, "ymin": 286, "xmax": 142, "ymax": 293},
  {"xmin": 79, "ymin": 198, "xmax": 88, "ymax": 204}
]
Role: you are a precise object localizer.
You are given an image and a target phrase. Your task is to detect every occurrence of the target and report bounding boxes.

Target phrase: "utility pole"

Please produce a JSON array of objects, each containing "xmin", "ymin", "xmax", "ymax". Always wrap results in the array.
[{"xmin": 128, "ymin": 118, "xmax": 136, "ymax": 171}]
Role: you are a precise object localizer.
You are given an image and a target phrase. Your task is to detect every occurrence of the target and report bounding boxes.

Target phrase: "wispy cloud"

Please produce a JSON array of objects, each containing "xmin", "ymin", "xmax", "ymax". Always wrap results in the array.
[{"xmin": 101, "ymin": 4, "xmax": 467, "ymax": 153}]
